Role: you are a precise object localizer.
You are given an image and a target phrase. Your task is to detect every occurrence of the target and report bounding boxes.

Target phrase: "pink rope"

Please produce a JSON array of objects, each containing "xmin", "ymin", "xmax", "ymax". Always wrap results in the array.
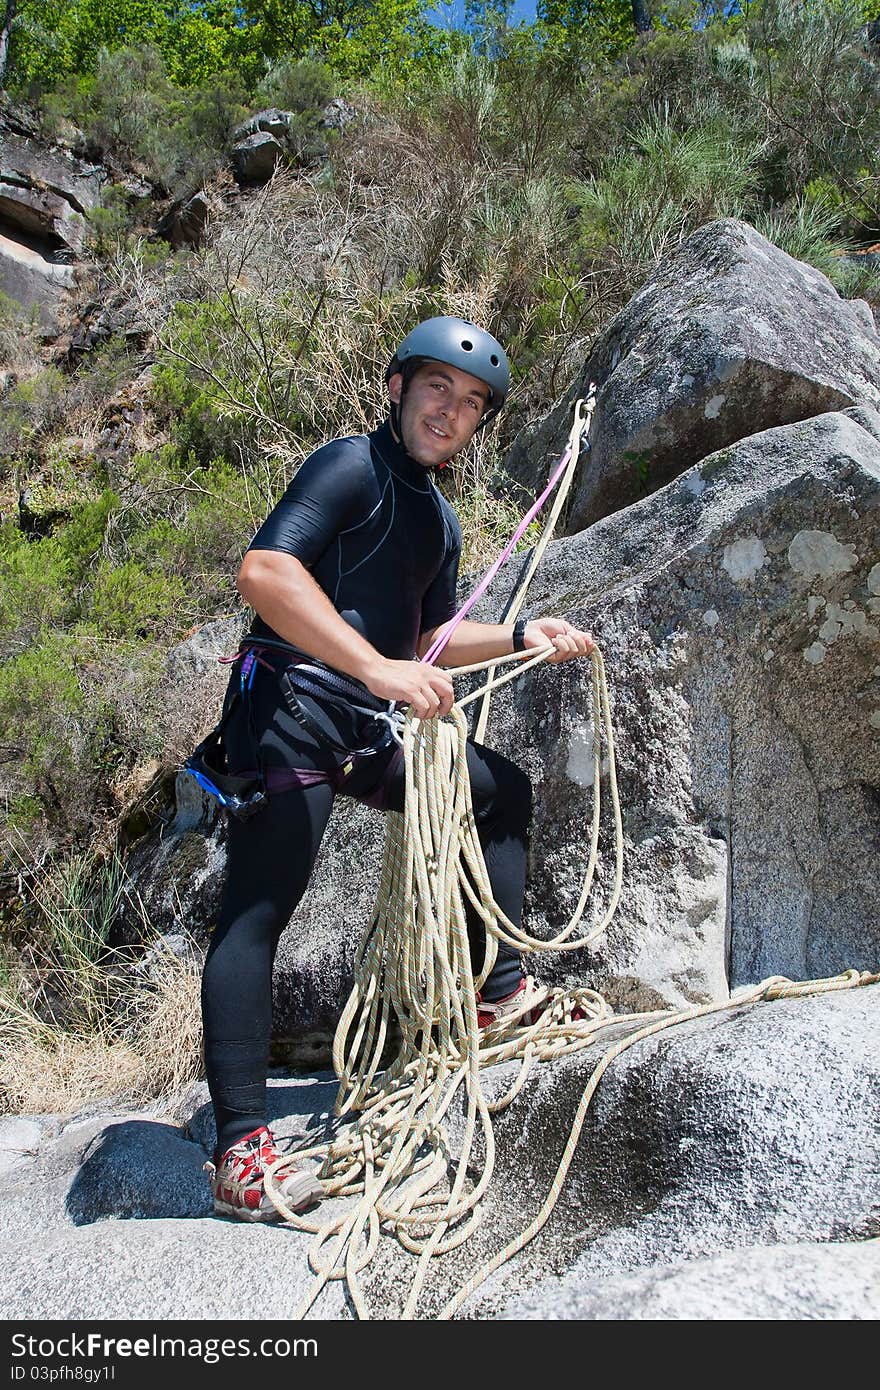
[{"xmin": 420, "ymin": 445, "xmax": 574, "ymax": 668}]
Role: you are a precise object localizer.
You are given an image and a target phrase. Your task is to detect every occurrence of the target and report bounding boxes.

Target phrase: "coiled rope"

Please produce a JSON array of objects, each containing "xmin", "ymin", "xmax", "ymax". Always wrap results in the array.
[{"xmin": 263, "ymin": 400, "xmax": 880, "ymax": 1321}]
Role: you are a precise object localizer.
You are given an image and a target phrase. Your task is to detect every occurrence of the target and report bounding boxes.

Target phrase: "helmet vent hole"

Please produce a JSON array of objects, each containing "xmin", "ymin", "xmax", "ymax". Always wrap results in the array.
[
  {"xmin": 461, "ymin": 339, "xmax": 474, "ymax": 351},
  {"xmin": 490, "ymin": 354, "xmax": 499, "ymax": 365}
]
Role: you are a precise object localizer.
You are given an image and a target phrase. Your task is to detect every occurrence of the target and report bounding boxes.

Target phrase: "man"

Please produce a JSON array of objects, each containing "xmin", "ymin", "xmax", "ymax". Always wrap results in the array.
[{"xmin": 200, "ymin": 317, "xmax": 593, "ymax": 1221}]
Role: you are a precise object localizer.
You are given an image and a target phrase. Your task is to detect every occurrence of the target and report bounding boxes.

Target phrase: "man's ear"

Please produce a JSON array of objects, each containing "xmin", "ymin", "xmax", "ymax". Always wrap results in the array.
[{"xmin": 387, "ymin": 371, "xmax": 403, "ymax": 405}]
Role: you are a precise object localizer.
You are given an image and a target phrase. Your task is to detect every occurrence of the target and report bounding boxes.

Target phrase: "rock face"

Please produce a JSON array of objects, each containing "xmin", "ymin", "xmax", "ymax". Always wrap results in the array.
[
  {"xmin": 2, "ymin": 985, "xmax": 877, "ymax": 1319},
  {"xmin": 492, "ymin": 985, "xmax": 880, "ymax": 1320},
  {"xmin": 0, "ymin": 225, "xmax": 76, "ymax": 326},
  {"xmin": 501, "ymin": 1240, "xmax": 880, "ymax": 1320},
  {"xmin": 0, "ymin": 132, "xmax": 103, "ymax": 254},
  {"xmin": 502, "ymin": 219, "xmax": 880, "ymax": 534},
  {"xmin": 506, "ymin": 405, "xmax": 880, "ymax": 997},
  {"xmin": 0, "ymin": 124, "xmax": 104, "ymax": 325}
]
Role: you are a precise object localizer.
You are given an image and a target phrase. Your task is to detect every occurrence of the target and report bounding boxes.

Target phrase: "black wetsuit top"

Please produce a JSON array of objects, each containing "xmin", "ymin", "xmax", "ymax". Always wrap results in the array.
[{"xmin": 246, "ymin": 421, "xmax": 462, "ymax": 658}]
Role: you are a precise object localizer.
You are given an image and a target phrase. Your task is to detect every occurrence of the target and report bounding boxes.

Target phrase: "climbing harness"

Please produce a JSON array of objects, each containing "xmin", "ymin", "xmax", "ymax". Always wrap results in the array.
[{"xmin": 184, "ymin": 637, "xmax": 405, "ymax": 816}]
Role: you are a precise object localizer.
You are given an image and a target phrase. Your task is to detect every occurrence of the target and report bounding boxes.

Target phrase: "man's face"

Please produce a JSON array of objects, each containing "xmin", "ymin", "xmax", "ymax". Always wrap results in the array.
[{"xmin": 388, "ymin": 362, "xmax": 490, "ymax": 466}]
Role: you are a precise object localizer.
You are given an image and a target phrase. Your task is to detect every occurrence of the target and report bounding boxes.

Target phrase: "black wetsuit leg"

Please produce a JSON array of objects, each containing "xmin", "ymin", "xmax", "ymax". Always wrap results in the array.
[{"xmin": 201, "ymin": 780, "xmax": 336, "ymax": 1159}]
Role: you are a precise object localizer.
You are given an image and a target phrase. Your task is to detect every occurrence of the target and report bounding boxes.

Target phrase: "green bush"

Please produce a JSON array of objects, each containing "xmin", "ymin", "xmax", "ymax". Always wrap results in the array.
[
  {"xmin": 89, "ymin": 561, "xmax": 187, "ymax": 640},
  {"xmin": 124, "ymin": 455, "xmax": 257, "ymax": 614},
  {"xmin": 570, "ymin": 113, "xmax": 761, "ymax": 299},
  {"xmin": 0, "ymin": 524, "xmax": 74, "ymax": 656},
  {"xmin": 255, "ymin": 56, "xmax": 335, "ymax": 113},
  {"xmin": 44, "ymin": 47, "xmax": 248, "ymax": 196},
  {"xmin": 0, "ymin": 632, "xmax": 89, "ymax": 837},
  {"xmin": 0, "ymin": 627, "xmax": 165, "ymax": 844},
  {"xmin": 0, "ymin": 367, "xmax": 68, "ymax": 454},
  {"xmin": 170, "ymin": 71, "xmax": 250, "ymax": 189}
]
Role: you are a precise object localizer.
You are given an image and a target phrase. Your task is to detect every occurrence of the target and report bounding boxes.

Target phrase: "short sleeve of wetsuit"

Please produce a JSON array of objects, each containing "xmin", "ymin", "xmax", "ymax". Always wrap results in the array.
[
  {"xmin": 246, "ymin": 438, "xmax": 371, "ymax": 567},
  {"xmin": 419, "ymin": 499, "xmax": 462, "ymax": 636}
]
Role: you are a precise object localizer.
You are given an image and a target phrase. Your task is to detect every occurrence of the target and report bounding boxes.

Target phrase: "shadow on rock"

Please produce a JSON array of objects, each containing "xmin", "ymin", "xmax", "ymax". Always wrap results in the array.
[
  {"xmin": 185, "ymin": 1074, "xmax": 340, "ymax": 1155},
  {"xmin": 66, "ymin": 1120, "xmax": 212, "ymax": 1225}
]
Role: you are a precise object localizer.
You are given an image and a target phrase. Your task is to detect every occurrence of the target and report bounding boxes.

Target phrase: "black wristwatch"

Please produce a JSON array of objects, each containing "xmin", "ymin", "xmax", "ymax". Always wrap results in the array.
[{"xmin": 512, "ymin": 617, "xmax": 528, "ymax": 652}]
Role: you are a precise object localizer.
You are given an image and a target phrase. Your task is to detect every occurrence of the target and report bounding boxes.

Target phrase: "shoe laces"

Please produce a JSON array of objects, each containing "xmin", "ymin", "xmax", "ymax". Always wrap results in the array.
[{"xmin": 209, "ymin": 1126, "xmax": 280, "ymax": 1182}]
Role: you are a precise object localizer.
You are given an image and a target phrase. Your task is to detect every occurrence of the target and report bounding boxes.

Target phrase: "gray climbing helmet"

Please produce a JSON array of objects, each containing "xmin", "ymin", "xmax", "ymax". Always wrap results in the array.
[{"xmin": 386, "ymin": 316, "xmax": 510, "ymax": 427}]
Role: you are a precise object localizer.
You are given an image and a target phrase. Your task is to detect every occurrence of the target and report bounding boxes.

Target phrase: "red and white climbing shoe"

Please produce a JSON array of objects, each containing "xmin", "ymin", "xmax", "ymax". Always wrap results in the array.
[
  {"xmin": 205, "ymin": 1126, "xmax": 323, "ymax": 1223},
  {"xmin": 477, "ymin": 976, "xmax": 587, "ymax": 1033},
  {"xmin": 477, "ymin": 975, "xmax": 552, "ymax": 1031}
]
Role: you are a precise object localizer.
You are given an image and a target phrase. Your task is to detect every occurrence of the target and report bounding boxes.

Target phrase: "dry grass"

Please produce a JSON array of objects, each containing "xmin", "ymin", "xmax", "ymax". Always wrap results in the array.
[
  {"xmin": 130, "ymin": 945, "xmax": 204, "ymax": 1098},
  {"xmin": 0, "ymin": 944, "xmax": 203, "ymax": 1115},
  {"xmin": 0, "ymin": 842, "xmax": 204, "ymax": 1117}
]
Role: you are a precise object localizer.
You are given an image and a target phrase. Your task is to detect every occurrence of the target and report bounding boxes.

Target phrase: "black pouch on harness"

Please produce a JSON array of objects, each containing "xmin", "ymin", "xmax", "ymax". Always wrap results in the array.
[{"xmin": 183, "ymin": 704, "xmax": 267, "ymax": 821}]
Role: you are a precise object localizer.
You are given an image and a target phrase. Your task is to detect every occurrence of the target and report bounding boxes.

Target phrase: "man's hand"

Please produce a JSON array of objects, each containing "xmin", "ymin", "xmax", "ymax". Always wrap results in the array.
[
  {"xmin": 524, "ymin": 617, "xmax": 594, "ymax": 664},
  {"xmin": 363, "ymin": 657, "xmax": 456, "ymax": 719}
]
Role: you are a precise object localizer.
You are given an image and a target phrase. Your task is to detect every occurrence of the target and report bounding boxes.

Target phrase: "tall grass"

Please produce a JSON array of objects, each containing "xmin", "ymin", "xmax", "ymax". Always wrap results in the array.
[
  {"xmin": 0, "ymin": 843, "xmax": 203, "ymax": 1114},
  {"xmin": 571, "ymin": 111, "xmax": 764, "ymax": 301}
]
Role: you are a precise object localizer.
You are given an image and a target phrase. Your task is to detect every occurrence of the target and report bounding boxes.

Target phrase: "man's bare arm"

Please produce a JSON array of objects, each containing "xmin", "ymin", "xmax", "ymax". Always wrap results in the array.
[
  {"xmin": 417, "ymin": 616, "xmax": 594, "ymax": 666},
  {"xmin": 237, "ymin": 550, "xmax": 455, "ymax": 718}
]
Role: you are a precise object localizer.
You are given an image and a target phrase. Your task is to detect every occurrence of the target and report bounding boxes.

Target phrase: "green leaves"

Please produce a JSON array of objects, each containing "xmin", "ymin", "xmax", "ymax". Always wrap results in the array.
[{"xmin": 7, "ymin": 0, "xmax": 448, "ymax": 89}]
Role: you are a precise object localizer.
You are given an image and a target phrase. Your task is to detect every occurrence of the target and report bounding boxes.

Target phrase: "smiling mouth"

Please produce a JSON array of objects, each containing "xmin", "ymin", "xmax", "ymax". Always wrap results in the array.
[{"xmin": 424, "ymin": 421, "xmax": 449, "ymax": 440}]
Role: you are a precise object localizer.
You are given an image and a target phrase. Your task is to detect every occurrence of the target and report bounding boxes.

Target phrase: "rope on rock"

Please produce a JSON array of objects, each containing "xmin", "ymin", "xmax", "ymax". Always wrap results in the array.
[{"xmin": 261, "ymin": 399, "xmax": 880, "ymax": 1321}]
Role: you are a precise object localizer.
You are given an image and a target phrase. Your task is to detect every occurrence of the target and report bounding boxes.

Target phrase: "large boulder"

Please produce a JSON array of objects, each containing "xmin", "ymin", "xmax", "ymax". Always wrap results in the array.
[
  {"xmin": 502, "ymin": 219, "xmax": 880, "ymax": 534},
  {"xmin": 490, "ymin": 984, "xmax": 880, "ymax": 1319},
  {"xmin": 154, "ymin": 190, "xmax": 210, "ymax": 250},
  {"xmin": 232, "ymin": 108, "xmax": 293, "ymax": 143},
  {"xmin": 231, "ymin": 131, "xmax": 284, "ymax": 185},
  {"xmin": 501, "ymin": 404, "xmax": 880, "ymax": 999}
]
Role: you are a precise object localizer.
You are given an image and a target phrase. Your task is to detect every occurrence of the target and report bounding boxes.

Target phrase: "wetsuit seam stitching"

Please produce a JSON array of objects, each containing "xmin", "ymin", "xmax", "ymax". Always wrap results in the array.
[
  {"xmin": 333, "ymin": 471, "xmax": 394, "ymax": 604},
  {"xmin": 371, "ymin": 438, "xmax": 432, "ymax": 494}
]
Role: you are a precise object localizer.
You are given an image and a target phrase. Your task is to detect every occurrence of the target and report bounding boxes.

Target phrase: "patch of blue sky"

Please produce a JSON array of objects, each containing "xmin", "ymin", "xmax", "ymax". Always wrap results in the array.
[{"xmin": 428, "ymin": 2, "xmax": 539, "ymax": 29}]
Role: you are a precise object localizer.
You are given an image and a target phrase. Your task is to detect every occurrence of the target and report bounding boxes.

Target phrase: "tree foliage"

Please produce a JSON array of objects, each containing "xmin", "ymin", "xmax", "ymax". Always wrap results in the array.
[{"xmin": 6, "ymin": 0, "xmax": 451, "ymax": 89}]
